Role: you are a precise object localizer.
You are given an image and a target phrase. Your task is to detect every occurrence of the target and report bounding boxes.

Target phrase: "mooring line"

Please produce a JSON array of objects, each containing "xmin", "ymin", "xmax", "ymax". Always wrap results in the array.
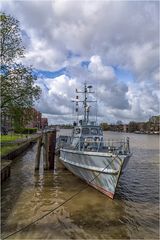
[{"xmin": 3, "ymin": 154, "xmax": 119, "ymax": 239}]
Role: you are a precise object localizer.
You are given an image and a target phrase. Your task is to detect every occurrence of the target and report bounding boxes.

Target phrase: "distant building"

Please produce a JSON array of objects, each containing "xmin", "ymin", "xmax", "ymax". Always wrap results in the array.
[
  {"xmin": 41, "ymin": 118, "xmax": 48, "ymax": 129},
  {"xmin": 149, "ymin": 116, "xmax": 160, "ymax": 124},
  {"xmin": 26, "ymin": 108, "xmax": 42, "ymax": 129},
  {"xmin": 123, "ymin": 124, "xmax": 128, "ymax": 132},
  {"xmin": 149, "ymin": 115, "xmax": 160, "ymax": 132},
  {"xmin": 1, "ymin": 107, "xmax": 48, "ymax": 131}
]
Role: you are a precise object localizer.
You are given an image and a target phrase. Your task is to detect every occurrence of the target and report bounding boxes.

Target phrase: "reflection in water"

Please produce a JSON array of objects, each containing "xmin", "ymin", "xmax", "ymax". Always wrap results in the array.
[{"xmin": 1, "ymin": 131, "xmax": 159, "ymax": 239}]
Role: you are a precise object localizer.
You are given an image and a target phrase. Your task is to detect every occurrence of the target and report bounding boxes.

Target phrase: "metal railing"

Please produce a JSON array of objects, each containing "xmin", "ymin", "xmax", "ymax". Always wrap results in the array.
[{"xmin": 73, "ymin": 137, "xmax": 130, "ymax": 154}]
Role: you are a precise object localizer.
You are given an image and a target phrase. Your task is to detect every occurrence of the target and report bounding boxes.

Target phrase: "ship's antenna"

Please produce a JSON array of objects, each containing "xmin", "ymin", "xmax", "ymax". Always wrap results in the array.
[
  {"xmin": 84, "ymin": 82, "xmax": 87, "ymax": 123},
  {"xmin": 95, "ymin": 66, "xmax": 98, "ymax": 124},
  {"xmin": 95, "ymin": 88, "xmax": 98, "ymax": 124},
  {"xmin": 72, "ymin": 101, "xmax": 74, "ymax": 124},
  {"xmin": 95, "ymin": 99, "xmax": 98, "ymax": 124},
  {"xmin": 75, "ymin": 94, "xmax": 79, "ymax": 124}
]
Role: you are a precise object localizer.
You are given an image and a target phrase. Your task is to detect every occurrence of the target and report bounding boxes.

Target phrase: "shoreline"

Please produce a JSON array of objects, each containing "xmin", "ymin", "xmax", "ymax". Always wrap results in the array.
[{"xmin": 102, "ymin": 130, "xmax": 159, "ymax": 135}]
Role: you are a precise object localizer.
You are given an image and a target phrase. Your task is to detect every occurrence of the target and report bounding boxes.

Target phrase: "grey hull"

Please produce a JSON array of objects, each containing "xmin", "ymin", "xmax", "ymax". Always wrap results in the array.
[{"xmin": 60, "ymin": 148, "xmax": 131, "ymax": 199}]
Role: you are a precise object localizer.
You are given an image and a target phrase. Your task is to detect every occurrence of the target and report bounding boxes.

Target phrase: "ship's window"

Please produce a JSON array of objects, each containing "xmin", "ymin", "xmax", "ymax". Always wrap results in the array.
[
  {"xmin": 75, "ymin": 128, "xmax": 80, "ymax": 134},
  {"xmin": 91, "ymin": 128, "xmax": 98, "ymax": 135},
  {"xmin": 82, "ymin": 128, "xmax": 90, "ymax": 135}
]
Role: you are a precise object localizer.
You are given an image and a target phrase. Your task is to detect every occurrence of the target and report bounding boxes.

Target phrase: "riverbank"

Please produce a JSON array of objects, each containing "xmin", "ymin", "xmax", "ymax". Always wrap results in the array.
[
  {"xmin": 133, "ymin": 131, "xmax": 159, "ymax": 135},
  {"xmin": 1, "ymin": 141, "xmax": 35, "ymax": 160},
  {"xmin": 1, "ymin": 160, "xmax": 12, "ymax": 182},
  {"xmin": 1, "ymin": 133, "xmax": 40, "ymax": 159},
  {"xmin": 103, "ymin": 130, "xmax": 159, "ymax": 135},
  {"xmin": 1, "ymin": 133, "xmax": 40, "ymax": 183}
]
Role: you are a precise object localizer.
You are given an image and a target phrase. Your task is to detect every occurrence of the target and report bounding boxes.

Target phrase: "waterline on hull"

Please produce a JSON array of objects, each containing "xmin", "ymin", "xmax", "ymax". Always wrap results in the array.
[{"xmin": 89, "ymin": 182, "xmax": 114, "ymax": 199}]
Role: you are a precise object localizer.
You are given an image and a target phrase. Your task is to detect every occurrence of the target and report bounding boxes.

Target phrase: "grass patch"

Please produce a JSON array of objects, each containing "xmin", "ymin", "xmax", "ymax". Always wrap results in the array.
[
  {"xmin": 1, "ymin": 133, "xmax": 37, "ymax": 156},
  {"xmin": 0, "ymin": 134, "xmax": 28, "ymax": 143},
  {"xmin": 0, "ymin": 134, "xmax": 29, "ymax": 156},
  {"xmin": 1, "ymin": 144, "xmax": 22, "ymax": 156}
]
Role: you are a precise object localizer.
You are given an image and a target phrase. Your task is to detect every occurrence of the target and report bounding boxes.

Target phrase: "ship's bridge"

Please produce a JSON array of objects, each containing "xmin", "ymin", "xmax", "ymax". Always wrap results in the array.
[
  {"xmin": 73, "ymin": 125, "xmax": 103, "ymax": 137},
  {"xmin": 71, "ymin": 125, "xmax": 103, "ymax": 151}
]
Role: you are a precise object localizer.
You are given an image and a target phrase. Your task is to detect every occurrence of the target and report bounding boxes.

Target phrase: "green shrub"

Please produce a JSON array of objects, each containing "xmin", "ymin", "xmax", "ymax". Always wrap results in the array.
[{"xmin": 15, "ymin": 128, "xmax": 37, "ymax": 134}]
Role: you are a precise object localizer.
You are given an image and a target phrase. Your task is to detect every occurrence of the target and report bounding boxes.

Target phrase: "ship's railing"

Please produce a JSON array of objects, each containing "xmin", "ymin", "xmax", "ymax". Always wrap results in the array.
[
  {"xmin": 74, "ymin": 137, "xmax": 130, "ymax": 154},
  {"xmin": 100, "ymin": 138, "xmax": 130, "ymax": 154}
]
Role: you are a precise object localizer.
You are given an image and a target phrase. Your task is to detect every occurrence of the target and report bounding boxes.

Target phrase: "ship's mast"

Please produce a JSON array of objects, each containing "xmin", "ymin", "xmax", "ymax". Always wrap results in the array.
[
  {"xmin": 84, "ymin": 82, "xmax": 87, "ymax": 123},
  {"xmin": 72, "ymin": 83, "xmax": 96, "ymax": 125}
]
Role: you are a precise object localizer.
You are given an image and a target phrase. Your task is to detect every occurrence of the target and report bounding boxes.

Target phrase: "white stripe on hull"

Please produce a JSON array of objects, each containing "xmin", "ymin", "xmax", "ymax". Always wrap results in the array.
[{"xmin": 60, "ymin": 149, "xmax": 130, "ymax": 198}]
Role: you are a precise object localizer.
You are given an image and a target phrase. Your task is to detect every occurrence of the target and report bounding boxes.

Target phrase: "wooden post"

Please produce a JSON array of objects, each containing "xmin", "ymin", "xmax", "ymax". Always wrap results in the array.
[
  {"xmin": 43, "ymin": 132, "xmax": 49, "ymax": 170},
  {"xmin": 35, "ymin": 136, "xmax": 42, "ymax": 170},
  {"xmin": 42, "ymin": 130, "xmax": 56, "ymax": 170},
  {"xmin": 48, "ymin": 130, "xmax": 56, "ymax": 170}
]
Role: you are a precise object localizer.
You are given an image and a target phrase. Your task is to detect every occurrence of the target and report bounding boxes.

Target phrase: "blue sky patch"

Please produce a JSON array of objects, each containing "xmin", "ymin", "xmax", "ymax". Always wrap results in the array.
[
  {"xmin": 114, "ymin": 66, "xmax": 134, "ymax": 83},
  {"xmin": 81, "ymin": 61, "xmax": 90, "ymax": 68},
  {"xmin": 34, "ymin": 67, "xmax": 66, "ymax": 78},
  {"xmin": 34, "ymin": 63, "xmax": 134, "ymax": 85}
]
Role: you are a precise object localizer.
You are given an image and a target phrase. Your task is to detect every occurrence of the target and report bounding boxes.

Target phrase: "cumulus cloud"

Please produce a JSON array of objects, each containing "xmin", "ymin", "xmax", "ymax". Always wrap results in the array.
[
  {"xmin": 1, "ymin": 0, "xmax": 159, "ymax": 123},
  {"xmin": 35, "ymin": 74, "xmax": 78, "ymax": 115},
  {"xmin": 87, "ymin": 56, "xmax": 130, "ymax": 110},
  {"xmin": 35, "ymin": 55, "xmax": 130, "ymax": 123}
]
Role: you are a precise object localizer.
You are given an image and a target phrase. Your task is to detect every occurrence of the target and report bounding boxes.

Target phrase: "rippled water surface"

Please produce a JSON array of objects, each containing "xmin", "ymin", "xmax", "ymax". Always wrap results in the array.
[{"xmin": 1, "ymin": 131, "xmax": 159, "ymax": 239}]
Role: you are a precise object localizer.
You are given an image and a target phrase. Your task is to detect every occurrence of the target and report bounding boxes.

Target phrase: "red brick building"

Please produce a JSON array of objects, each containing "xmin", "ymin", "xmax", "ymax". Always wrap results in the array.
[
  {"xmin": 26, "ymin": 109, "xmax": 41, "ymax": 129},
  {"xmin": 41, "ymin": 118, "xmax": 48, "ymax": 129},
  {"xmin": 25, "ymin": 109, "xmax": 48, "ymax": 129},
  {"xmin": 1, "ymin": 107, "xmax": 48, "ymax": 131}
]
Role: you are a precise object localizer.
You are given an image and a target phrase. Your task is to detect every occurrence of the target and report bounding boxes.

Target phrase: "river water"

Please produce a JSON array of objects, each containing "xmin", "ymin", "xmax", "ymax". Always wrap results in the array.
[{"xmin": 1, "ymin": 131, "xmax": 159, "ymax": 239}]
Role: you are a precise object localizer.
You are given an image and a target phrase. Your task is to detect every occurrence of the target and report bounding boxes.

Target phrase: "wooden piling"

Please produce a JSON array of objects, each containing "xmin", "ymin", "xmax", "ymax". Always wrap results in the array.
[
  {"xmin": 35, "ymin": 130, "xmax": 56, "ymax": 171},
  {"xmin": 35, "ymin": 136, "xmax": 42, "ymax": 170},
  {"xmin": 43, "ymin": 130, "xmax": 56, "ymax": 170},
  {"xmin": 48, "ymin": 130, "xmax": 56, "ymax": 170},
  {"xmin": 43, "ymin": 132, "xmax": 49, "ymax": 170}
]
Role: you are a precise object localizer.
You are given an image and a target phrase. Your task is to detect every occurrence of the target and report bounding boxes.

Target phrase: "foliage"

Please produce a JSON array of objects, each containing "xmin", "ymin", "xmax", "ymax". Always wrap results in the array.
[
  {"xmin": 9, "ymin": 107, "xmax": 37, "ymax": 132},
  {"xmin": 149, "ymin": 115, "xmax": 160, "ymax": 124},
  {"xmin": 15, "ymin": 128, "xmax": 37, "ymax": 134},
  {"xmin": 1, "ymin": 144, "xmax": 22, "ymax": 157},
  {"xmin": 128, "ymin": 121, "xmax": 139, "ymax": 132},
  {"xmin": 0, "ymin": 12, "xmax": 24, "ymax": 65},
  {"xmin": 1, "ymin": 65, "xmax": 41, "ymax": 110},
  {"xmin": 100, "ymin": 122, "xmax": 109, "ymax": 131},
  {"xmin": 0, "ymin": 134, "xmax": 28, "ymax": 143},
  {"xmin": 0, "ymin": 12, "xmax": 41, "ymax": 129}
]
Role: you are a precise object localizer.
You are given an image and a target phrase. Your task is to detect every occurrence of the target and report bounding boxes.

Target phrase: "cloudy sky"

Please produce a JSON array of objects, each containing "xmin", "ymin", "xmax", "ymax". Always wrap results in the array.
[{"xmin": 1, "ymin": 0, "xmax": 159, "ymax": 124}]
